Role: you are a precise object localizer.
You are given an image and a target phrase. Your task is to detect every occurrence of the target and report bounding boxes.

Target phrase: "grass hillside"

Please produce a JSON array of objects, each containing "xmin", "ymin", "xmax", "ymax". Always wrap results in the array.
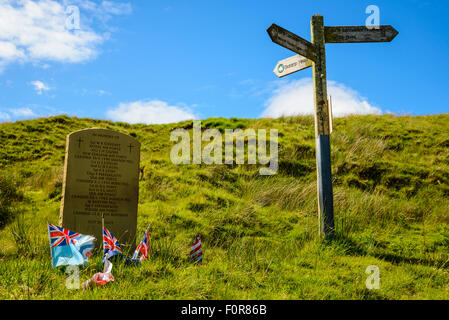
[{"xmin": 0, "ymin": 114, "xmax": 448, "ymax": 300}]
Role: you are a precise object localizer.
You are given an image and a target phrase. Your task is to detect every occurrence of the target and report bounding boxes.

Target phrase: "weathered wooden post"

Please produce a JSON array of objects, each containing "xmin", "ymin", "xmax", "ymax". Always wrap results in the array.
[
  {"xmin": 311, "ymin": 14, "xmax": 334, "ymax": 238},
  {"xmin": 267, "ymin": 14, "xmax": 398, "ymax": 239}
]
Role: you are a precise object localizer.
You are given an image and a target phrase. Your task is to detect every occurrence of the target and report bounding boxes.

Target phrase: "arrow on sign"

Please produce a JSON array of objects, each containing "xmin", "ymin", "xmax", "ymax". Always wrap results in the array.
[
  {"xmin": 267, "ymin": 24, "xmax": 317, "ymax": 61},
  {"xmin": 324, "ymin": 25, "xmax": 399, "ymax": 43},
  {"xmin": 273, "ymin": 55, "xmax": 313, "ymax": 78}
]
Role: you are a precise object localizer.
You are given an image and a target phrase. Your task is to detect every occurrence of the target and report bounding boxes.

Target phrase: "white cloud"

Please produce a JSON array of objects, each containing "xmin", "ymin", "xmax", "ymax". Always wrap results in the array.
[
  {"xmin": 10, "ymin": 107, "xmax": 36, "ymax": 117},
  {"xmin": 261, "ymin": 78, "xmax": 382, "ymax": 118},
  {"xmin": 0, "ymin": 41, "xmax": 25, "ymax": 60},
  {"xmin": 101, "ymin": 1, "xmax": 132, "ymax": 15},
  {"xmin": 63, "ymin": 0, "xmax": 132, "ymax": 25},
  {"xmin": 107, "ymin": 100, "xmax": 197, "ymax": 124},
  {"xmin": 0, "ymin": 111, "xmax": 11, "ymax": 121},
  {"xmin": 0, "ymin": 105, "xmax": 65, "ymax": 122},
  {"xmin": 30, "ymin": 80, "xmax": 50, "ymax": 94},
  {"xmin": 96, "ymin": 89, "xmax": 110, "ymax": 96},
  {"xmin": 0, "ymin": 0, "xmax": 131, "ymax": 70}
]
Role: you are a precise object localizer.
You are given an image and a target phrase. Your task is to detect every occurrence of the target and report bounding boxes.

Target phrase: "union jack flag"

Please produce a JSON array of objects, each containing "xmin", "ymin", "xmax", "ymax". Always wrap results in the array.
[
  {"xmin": 48, "ymin": 223, "xmax": 80, "ymax": 247},
  {"xmin": 103, "ymin": 227, "xmax": 122, "ymax": 260},
  {"xmin": 189, "ymin": 234, "xmax": 203, "ymax": 264},
  {"xmin": 47, "ymin": 223, "xmax": 86, "ymax": 267},
  {"xmin": 132, "ymin": 225, "xmax": 150, "ymax": 262}
]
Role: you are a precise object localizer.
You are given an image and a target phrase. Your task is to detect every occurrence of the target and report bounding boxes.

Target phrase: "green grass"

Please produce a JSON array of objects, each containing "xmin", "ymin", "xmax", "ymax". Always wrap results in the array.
[{"xmin": 0, "ymin": 114, "xmax": 448, "ymax": 299}]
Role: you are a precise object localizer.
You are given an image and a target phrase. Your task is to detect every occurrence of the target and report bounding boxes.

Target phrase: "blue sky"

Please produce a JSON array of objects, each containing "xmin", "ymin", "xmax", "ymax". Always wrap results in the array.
[{"xmin": 0, "ymin": 0, "xmax": 448, "ymax": 124}]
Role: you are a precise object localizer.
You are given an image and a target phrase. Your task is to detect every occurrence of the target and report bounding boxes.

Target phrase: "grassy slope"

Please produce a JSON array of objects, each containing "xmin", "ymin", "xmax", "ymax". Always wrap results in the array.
[{"xmin": 0, "ymin": 114, "xmax": 448, "ymax": 299}]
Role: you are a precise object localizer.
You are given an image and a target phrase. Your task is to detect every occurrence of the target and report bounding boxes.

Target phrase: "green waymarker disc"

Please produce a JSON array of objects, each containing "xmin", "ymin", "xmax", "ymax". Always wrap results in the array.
[{"xmin": 278, "ymin": 64, "xmax": 284, "ymax": 73}]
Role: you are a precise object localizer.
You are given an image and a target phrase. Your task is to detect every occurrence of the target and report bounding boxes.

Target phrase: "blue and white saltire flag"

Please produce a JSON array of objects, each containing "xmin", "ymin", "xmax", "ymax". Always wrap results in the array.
[
  {"xmin": 48, "ymin": 223, "xmax": 84, "ymax": 268},
  {"xmin": 132, "ymin": 225, "xmax": 150, "ymax": 262},
  {"xmin": 103, "ymin": 227, "xmax": 123, "ymax": 262}
]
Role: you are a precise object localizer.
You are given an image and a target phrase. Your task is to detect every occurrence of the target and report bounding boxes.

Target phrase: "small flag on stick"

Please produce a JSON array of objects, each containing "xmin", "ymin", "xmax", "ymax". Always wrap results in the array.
[
  {"xmin": 102, "ymin": 226, "xmax": 139, "ymax": 265},
  {"xmin": 103, "ymin": 227, "xmax": 122, "ymax": 262},
  {"xmin": 189, "ymin": 234, "xmax": 203, "ymax": 264},
  {"xmin": 132, "ymin": 225, "xmax": 150, "ymax": 262}
]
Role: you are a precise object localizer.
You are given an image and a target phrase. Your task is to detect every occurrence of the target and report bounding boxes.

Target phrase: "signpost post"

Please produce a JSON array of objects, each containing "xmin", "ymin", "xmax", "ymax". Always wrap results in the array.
[{"xmin": 267, "ymin": 14, "xmax": 398, "ymax": 239}]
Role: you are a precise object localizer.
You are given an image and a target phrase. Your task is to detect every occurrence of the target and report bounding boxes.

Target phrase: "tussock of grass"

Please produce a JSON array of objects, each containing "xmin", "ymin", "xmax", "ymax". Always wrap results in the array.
[{"xmin": 0, "ymin": 114, "xmax": 448, "ymax": 299}]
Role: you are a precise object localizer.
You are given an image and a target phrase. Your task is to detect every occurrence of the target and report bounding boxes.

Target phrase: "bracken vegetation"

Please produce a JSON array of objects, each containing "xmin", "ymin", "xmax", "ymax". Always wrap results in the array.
[{"xmin": 0, "ymin": 114, "xmax": 448, "ymax": 299}]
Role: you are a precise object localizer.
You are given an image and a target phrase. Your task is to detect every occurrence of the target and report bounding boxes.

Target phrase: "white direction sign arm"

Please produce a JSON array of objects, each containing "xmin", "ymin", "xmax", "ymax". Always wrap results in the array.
[
  {"xmin": 324, "ymin": 25, "xmax": 399, "ymax": 43},
  {"xmin": 273, "ymin": 55, "xmax": 312, "ymax": 78}
]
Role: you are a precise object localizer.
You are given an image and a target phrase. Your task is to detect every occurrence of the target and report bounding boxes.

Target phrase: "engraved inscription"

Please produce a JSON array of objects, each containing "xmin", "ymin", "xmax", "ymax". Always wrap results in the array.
[{"xmin": 60, "ymin": 128, "xmax": 140, "ymax": 248}]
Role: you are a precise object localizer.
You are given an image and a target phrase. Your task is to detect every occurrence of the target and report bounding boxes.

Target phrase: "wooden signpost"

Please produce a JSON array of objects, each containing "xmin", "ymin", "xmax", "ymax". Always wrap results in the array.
[{"xmin": 267, "ymin": 15, "xmax": 398, "ymax": 239}]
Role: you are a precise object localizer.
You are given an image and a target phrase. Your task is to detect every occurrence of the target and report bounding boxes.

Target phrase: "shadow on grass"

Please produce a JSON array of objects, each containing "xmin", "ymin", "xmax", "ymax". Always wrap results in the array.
[{"xmin": 329, "ymin": 234, "xmax": 447, "ymax": 268}]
